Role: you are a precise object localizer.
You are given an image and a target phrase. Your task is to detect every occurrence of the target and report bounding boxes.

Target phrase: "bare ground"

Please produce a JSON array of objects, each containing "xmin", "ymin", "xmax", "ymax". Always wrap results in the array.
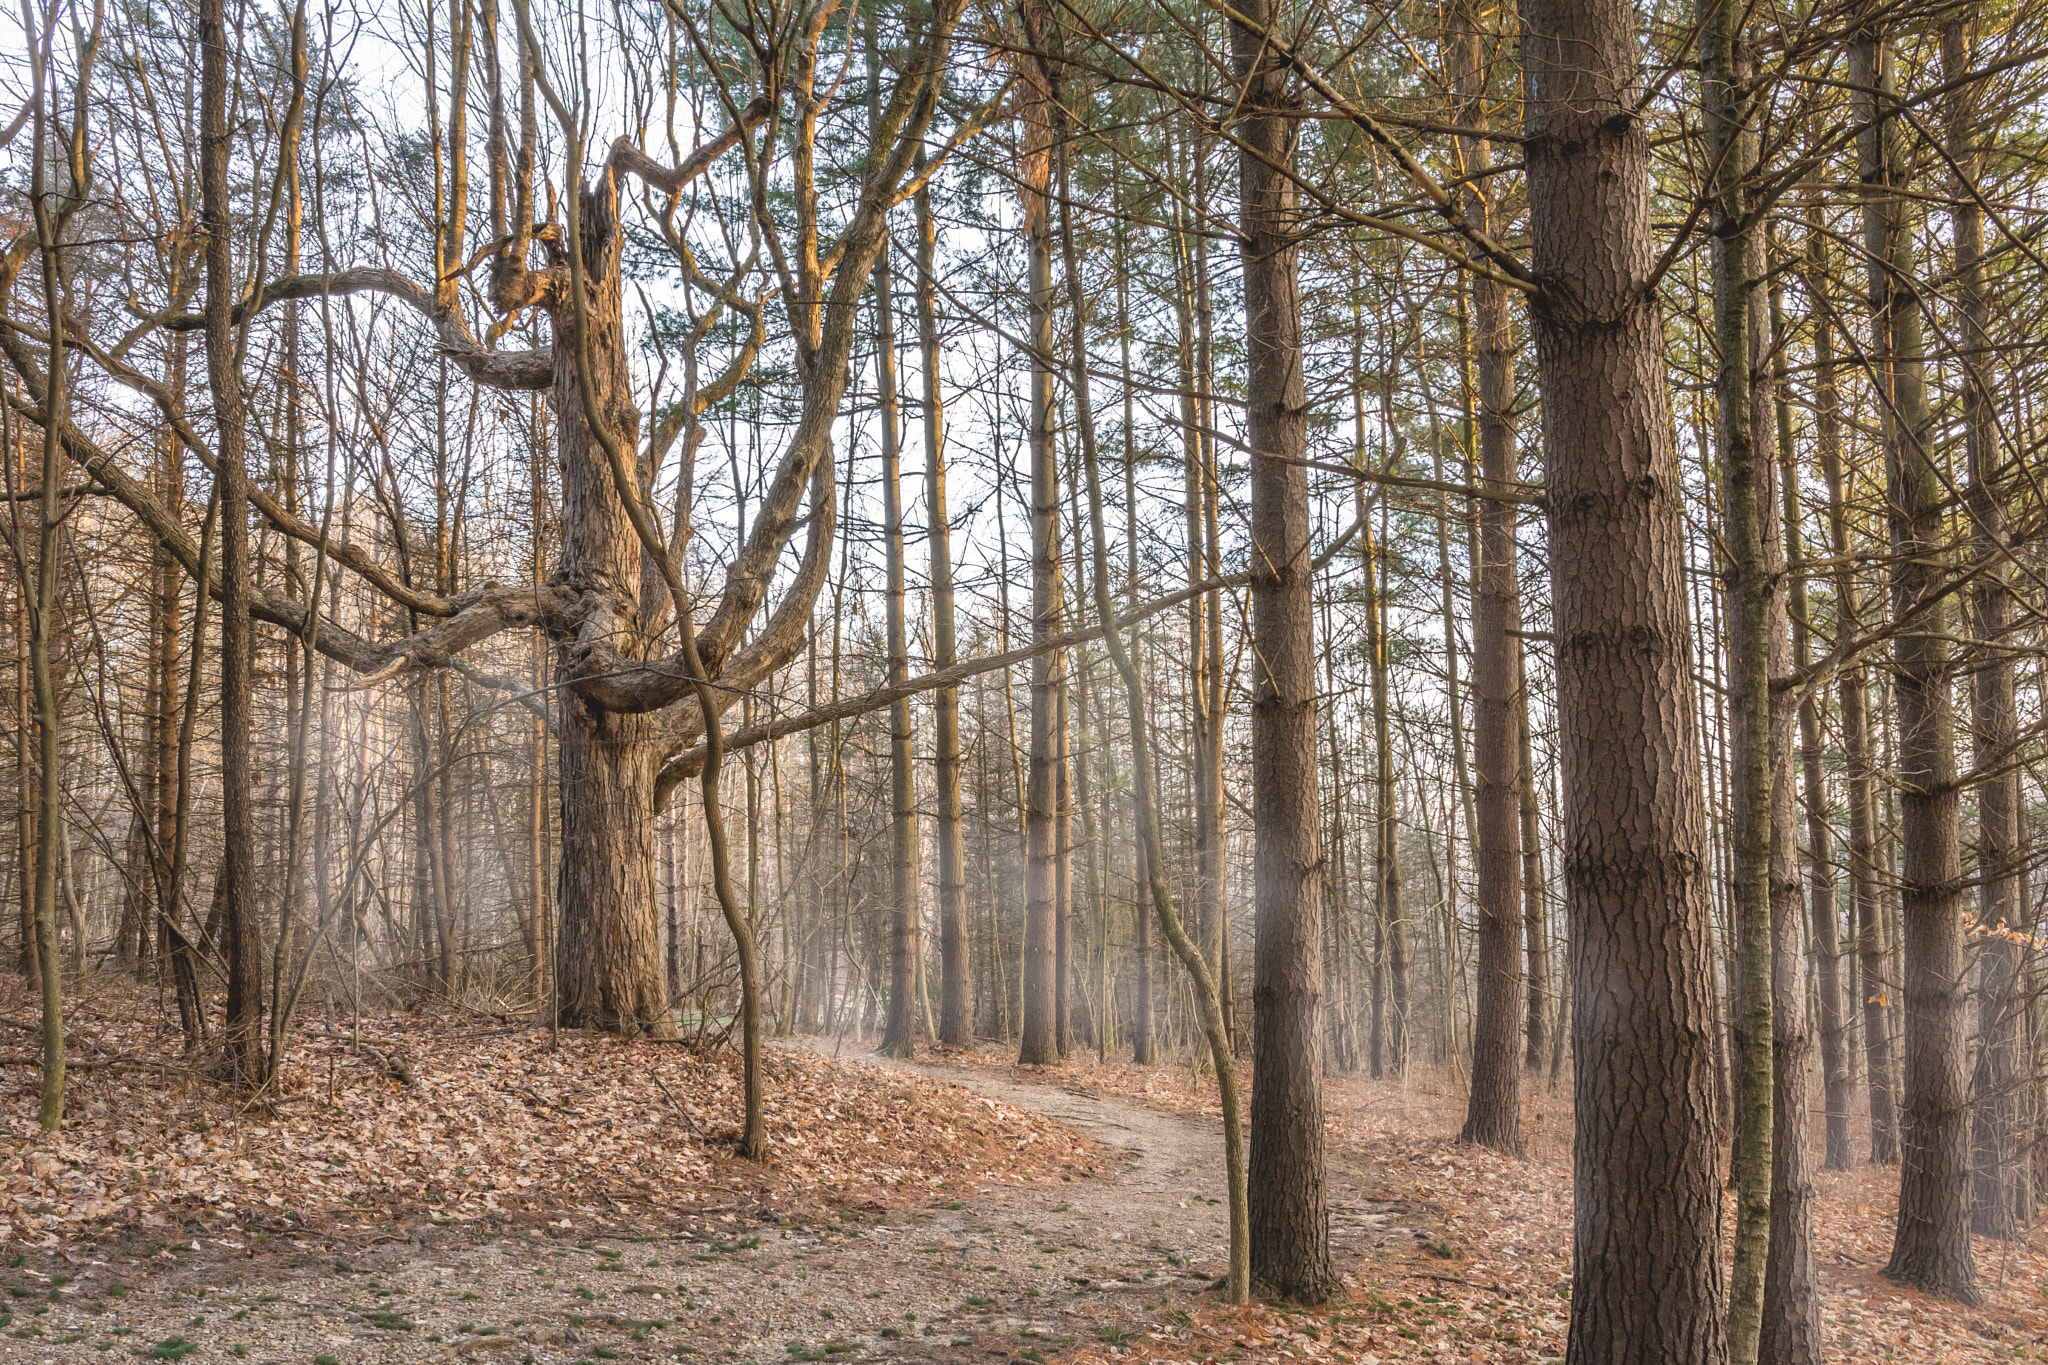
[
  {"xmin": 8, "ymin": 1032, "xmax": 2037, "ymax": 1365},
  {"xmin": 0, "ymin": 1038, "xmax": 1383, "ymax": 1365}
]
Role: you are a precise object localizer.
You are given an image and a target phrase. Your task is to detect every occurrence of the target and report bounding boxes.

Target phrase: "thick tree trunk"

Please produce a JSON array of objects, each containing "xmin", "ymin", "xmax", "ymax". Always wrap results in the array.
[
  {"xmin": 1859, "ymin": 33, "xmax": 1978, "ymax": 1305},
  {"xmin": 548, "ymin": 177, "xmax": 673, "ymax": 1038},
  {"xmin": 555, "ymin": 706, "xmax": 671, "ymax": 1034},
  {"xmin": 1520, "ymin": 0, "xmax": 1729, "ymax": 1354},
  {"xmin": 1454, "ymin": 0, "xmax": 1524, "ymax": 1156},
  {"xmin": 1235, "ymin": 0, "xmax": 1338, "ymax": 1304}
]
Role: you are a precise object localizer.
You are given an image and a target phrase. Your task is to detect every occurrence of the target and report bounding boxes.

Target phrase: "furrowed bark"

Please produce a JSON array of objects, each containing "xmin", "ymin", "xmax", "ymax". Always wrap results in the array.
[
  {"xmin": 1453, "ymin": 0, "xmax": 1525, "ymax": 1157},
  {"xmin": 1521, "ymin": 0, "xmax": 1729, "ymax": 1351},
  {"xmin": 1236, "ymin": 0, "xmax": 1339, "ymax": 1303},
  {"xmin": 1860, "ymin": 30, "xmax": 1979, "ymax": 1304}
]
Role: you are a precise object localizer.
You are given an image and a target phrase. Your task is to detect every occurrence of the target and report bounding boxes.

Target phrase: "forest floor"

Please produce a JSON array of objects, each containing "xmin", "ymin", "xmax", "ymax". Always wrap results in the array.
[{"xmin": 0, "ymin": 982, "xmax": 2042, "ymax": 1364}]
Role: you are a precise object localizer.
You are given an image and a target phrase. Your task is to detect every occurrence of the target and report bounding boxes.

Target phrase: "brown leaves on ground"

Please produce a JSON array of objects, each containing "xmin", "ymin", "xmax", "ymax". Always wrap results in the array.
[
  {"xmin": 0, "ymin": 980, "xmax": 1103, "ymax": 1251},
  {"xmin": 914, "ymin": 1047, "xmax": 2048, "ymax": 1365}
]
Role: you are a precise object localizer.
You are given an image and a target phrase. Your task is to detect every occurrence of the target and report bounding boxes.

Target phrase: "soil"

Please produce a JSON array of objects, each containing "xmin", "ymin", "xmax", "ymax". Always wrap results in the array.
[{"xmin": 0, "ymin": 1039, "xmax": 1409, "ymax": 1365}]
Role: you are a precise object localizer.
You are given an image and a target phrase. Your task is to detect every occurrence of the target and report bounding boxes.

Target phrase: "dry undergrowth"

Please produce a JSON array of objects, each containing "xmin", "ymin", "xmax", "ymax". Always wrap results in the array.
[
  {"xmin": 918, "ymin": 1044, "xmax": 2048, "ymax": 1365},
  {"xmin": 0, "ymin": 981, "xmax": 1104, "ymax": 1252}
]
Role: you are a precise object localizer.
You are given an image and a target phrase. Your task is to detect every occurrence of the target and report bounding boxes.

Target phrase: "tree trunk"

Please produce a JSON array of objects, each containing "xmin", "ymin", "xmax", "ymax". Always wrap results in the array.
[
  {"xmin": 549, "ymin": 176, "xmax": 674, "ymax": 1039},
  {"xmin": 1517, "ymin": 649, "xmax": 1550, "ymax": 1070},
  {"xmin": 877, "ymin": 224, "xmax": 920, "ymax": 1060},
  {"xmin": 918, "ymin": 159, "xmax": 970, "ymax": 1050},
  {"xmin": 1454, "ymin": 0, "xmax": 1524, "ymax": 1156},
  {"xmin": 1780, "ymin": 277, "xmax": 1852, "ymax": 1176},
  {"xmin": 1814, "ymin": 269, "xmax": 1896, "ymax": 1165},
  {"xmin": 1235, "ymin": 0, "xmax": 1338, "ymax": 1304},
  {"xmin": 1056, "ymin": 135, "xmax": 1248, "ymax": 1297},
  {"xmin": 1366, "ymin": 497, "xmax": 1407, "ymax": 1077},
  {"xmin": 1859, "ymin": 32, "xmax": 1978, "ymax": 1305},
  {"xmin": 1946, "ymin": 11, "xmax": 2033, "ymax": 1241},
  {"xmin": 1017, "ymin": 0, "xmax": 1061, "ymax": 1067},
  {"xmin": 1703, "ymin": 4, "xmax": 1775, "ymax": 1353},
  {"xmin": 21, "ymin": 69, "xmax": 68, "ymax": 1126},
  {"xmin": 200, "ymin": 0, "xmax": 267, "ymax": 1085},
  {"xmin": 1521, "ymin": 0, "xmax": 1729, "ymax": 1352}
]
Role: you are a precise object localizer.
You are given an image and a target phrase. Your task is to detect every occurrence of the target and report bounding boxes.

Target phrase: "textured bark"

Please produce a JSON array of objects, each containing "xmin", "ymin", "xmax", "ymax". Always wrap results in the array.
[
  {"xmin": 1016, "ymin": 0, "xmax": 1061, "ymax": 1067},
  {"xmin": 1858, "ymin": 33, "xmax": 1977, "ymax": 1304},
  {"xmin": 1703, "ymin": 9, "xmax": 1774, "ymax": 1356},
  {"xmin": 1236, "ymin": 0, "xmax": 1337, "ymax": 1304},
  {"xmin": 1454, "ymin": 0, "xmax": 1523, "ymax": 1157},
  {"xmin": 548, "ymin": 178, "xmax": 673, "ymax": 1038},
  {"xmin": 200, "ymin": 0, "xmax": 267, "ymax": 1086},
  {"xmin": 1946, "ymin": 13, "xmax": 2033, "ymax": 1241},
  {"xmin": 1520, "ymin": 0, "xmax": 1729, "ymax": 1354}
]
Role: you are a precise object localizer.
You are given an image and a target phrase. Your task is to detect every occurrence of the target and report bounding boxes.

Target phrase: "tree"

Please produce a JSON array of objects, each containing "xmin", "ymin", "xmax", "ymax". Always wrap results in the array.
[
  {"xmin": 24, "ymin": 0, "xmax": 970, "ymax": 1156},
  {"xmin": 1946, "ymin": 7, "xmax": 2034, "ymax": 1241},
  {"xmin": 200, "ymin": 0, "xmax": 267, "ymax": 1086},
  {"xmin": 1521, "ymin": 0, "xmax": 1729, "ymax": 1352},
  {"xmin": 1235, "ymin": 0, "xmax": 1340, "ymax": 1305},
  {"xmin": 917, "ymin": 153, "xmax": 971, "ymax": 1050},
  {"xmin": 1453, "ymin": 0, "xmax": 1524, "ymax": 1158},
  {"xmin": 874, "ymin": 20, "xmax": 920, "ymax": 1061},
  {"xmin": 1017, "ymin": 0, "xmax": 1064, "ymax": 1068},
  {"xmin": 1858, "ymin": 28, "xmax": 1978, "ymax": 1305}
]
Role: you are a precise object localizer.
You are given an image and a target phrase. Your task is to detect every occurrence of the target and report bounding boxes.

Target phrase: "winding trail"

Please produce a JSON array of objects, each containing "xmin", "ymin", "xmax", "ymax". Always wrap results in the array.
[{"xmin": 12, "ymin": 1043, "xmax": 1293, "ymax": 1365}]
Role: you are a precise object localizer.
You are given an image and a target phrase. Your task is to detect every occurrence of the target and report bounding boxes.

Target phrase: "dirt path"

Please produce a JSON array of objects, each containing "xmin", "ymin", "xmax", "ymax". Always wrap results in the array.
[{"xmin": 3, "ymin": 1044, "xmax": 1284, "ymax": 1365}]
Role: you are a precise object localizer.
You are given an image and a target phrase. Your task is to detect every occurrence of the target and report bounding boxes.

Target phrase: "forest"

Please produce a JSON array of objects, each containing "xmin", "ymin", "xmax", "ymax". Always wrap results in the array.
[{"xmin": 0, "ymin": 0, "xmax": 2044, "ymax": 1359}]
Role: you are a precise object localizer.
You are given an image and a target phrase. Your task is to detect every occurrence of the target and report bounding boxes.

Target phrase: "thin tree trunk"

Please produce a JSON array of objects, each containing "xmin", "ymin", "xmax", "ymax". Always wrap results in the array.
[
  {"xmin": 201, "ymin": 0, "xmax": 266, "ymax": 1085},
  {"xmin": 1813, "ymin": 250, "xmax": 1896, "ymax": 1165},
  {"xmin": 1702, "ymin": 9, "xmax": 1777, "ymax": 1353},
  {"xmin": 875, "ymin": 167, "xmax": 919, "ymax": 1058},
  {"xmin": 1517, "ymin": 649, "xmax": 1550, "ymax": 1071},
  {"xmin": 917, "ymin": 157, "xmax": 970, "ymax": 1050},
  {"xmin": 1779, "ymin": 279, "xmax": 1852, "ymax": 1176},
  {"xmin": 1366, "ymin": 494, "xmax": 1407, "ymax": 1077},
  {"xmin": 1057, "ymin": 138, "xmax": 1249, "ymax": 1303},
  {"xmin": 1016, "ymin": 0, "xmax": 1061, "ymax": 1067},
  {"xmin": 1454, "ymin": 0, "xmax": 1523, "ymax": 1155},
  {"xmin": 18, "ymin": 75, "xmax": 67, "ymax": 1122}
]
